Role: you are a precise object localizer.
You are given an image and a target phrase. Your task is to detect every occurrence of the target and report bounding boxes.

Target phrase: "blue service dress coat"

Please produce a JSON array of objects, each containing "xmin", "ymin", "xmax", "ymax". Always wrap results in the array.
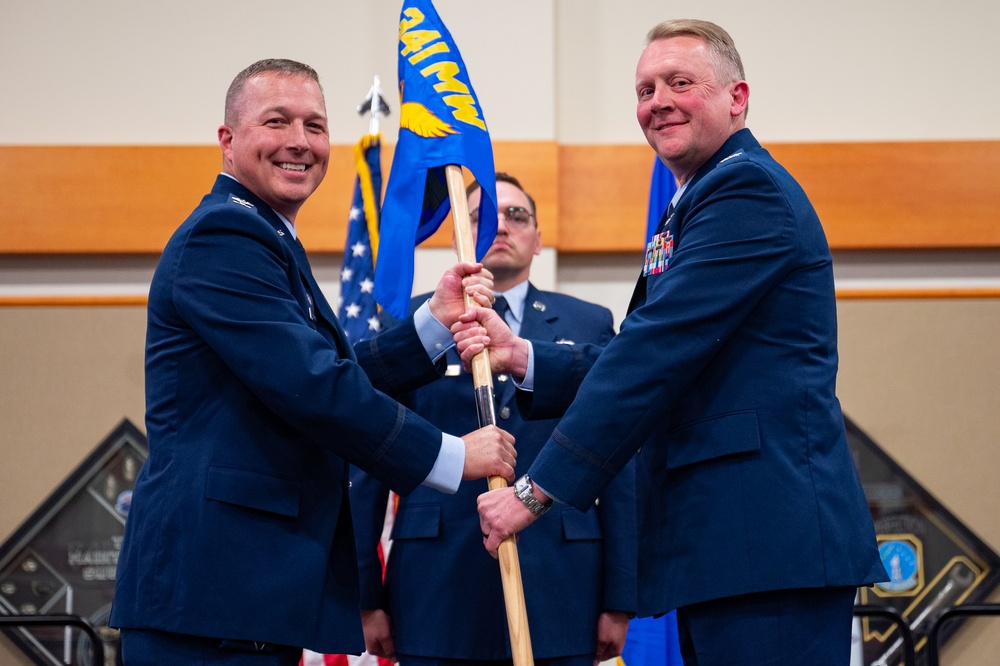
[
  {"xmin": 523, "ymin": 129, "xmax": 888, "ymax": 617},
  {"xmin": 350, "ymin": 284, "xmax": 638, "ymax": 660},
  {"xmin": 110, "ymin": 175, "xmax": 449, "ymax": 654}
]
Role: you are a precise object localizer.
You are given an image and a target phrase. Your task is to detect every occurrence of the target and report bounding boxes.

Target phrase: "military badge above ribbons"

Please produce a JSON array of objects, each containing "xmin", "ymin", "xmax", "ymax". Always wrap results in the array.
[{"xmin": 375, "ymin": 0, "xmax": 498, "ymax": 320}]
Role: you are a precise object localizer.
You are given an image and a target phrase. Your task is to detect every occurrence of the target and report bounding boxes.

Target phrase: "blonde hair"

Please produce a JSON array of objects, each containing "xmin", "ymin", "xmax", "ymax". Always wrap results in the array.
[{"xmin": 646, "ymin": 19, "xmax": 745, "ymax": 84}]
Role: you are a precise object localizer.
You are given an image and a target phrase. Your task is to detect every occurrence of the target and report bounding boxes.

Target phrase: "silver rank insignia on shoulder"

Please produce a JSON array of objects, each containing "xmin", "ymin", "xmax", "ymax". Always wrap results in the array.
[
  {"xmin": 306, "ymin": 294, "xmax": 315, "ymax": 321},
  {"xmin": 642, "ymin": 229, "xmax": 673, "ymax": 277},
  {"xmin": 718, "ymin": 149, "xmax": 745, "ymax": 164},
  {"xmin": 230, "ymin": 196, "xmax": 254, "ymax": 208}
]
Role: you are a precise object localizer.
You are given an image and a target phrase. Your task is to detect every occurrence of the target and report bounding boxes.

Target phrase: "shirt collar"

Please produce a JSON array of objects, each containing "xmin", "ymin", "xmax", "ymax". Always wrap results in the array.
[
  {"xmin": 219, "ymin": 172, "xmax": 296, "ymax": 239},
  {"xmin": 496, "ymin": 280, "xmax": 529, "ymax": 327}
]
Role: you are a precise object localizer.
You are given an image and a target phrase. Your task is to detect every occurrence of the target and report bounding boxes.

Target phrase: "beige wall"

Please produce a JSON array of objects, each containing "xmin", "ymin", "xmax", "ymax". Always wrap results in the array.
[
  {"xmin": 0, "ymin": 307, "xmax": 147, "ymax": 544},
  {"xmin": 4, "ymin": 0, "xmax": 999, "ymax": 145}
]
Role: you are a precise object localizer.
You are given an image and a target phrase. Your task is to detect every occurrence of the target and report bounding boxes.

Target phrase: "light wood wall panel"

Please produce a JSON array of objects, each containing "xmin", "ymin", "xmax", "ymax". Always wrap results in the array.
[
  {"xmin": 0, "ymin": 142, "xmax": 559, "ymax": 255},
  {"xmin": 767, "ymin": 141, "xmax": 1000, "ymax": 249},
  {"xmin": 558, "ymin": 141, "xmax": 1000, "ymax": 252},
  {"xmin": 3, "ymin": 140, "xmax": 998, "ymax": 254}
]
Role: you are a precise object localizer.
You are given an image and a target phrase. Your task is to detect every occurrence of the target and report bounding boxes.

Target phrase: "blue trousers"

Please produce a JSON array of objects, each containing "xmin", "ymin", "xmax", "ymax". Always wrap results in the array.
[
  {"xmin": 120, "ymin": 628, "xmax": 301, "ymax": 666},
  {"xmin": 676, "ymin": 585, "xmax": 858, "ymax": 665}
]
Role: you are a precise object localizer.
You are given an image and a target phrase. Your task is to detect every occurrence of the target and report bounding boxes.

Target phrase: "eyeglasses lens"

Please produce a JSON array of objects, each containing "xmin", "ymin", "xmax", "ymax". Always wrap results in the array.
[{"xmin": 469, "ymin": 206, "xmax": 533, "ymax": 227}]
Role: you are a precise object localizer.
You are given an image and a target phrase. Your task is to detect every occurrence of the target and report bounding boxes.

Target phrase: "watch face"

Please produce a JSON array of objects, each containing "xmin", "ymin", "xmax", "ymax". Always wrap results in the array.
[
  {"xmin": 513, "ymin": 475, "xmax": 548, "ymax": 515},
  {"xmin": 514, "ymin": 475, "xmax": 529, "ymax": 496}
]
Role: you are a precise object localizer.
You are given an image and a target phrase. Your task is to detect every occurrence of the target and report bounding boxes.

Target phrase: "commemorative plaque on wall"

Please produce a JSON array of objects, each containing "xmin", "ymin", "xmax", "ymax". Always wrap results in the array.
[
  {"xmin": 0, "ymin": 420, "xmax": 147, "ymax": 666},
  {"xmin": 848, "ymin": 416, "xmax": 1000, "ymax": 665}
]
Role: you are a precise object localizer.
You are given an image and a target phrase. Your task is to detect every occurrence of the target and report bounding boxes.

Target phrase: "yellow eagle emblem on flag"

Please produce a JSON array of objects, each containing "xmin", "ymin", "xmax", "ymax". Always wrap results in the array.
[{"xmin": 400, "ymin": 102, "xmax": 457, "ymax": 138}]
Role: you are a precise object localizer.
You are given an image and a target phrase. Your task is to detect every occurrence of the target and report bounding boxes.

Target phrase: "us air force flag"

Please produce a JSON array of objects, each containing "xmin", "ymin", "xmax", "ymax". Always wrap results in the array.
[{"xmin": 375, "ymin": 0, "xmax": 498, "ymax": 319}]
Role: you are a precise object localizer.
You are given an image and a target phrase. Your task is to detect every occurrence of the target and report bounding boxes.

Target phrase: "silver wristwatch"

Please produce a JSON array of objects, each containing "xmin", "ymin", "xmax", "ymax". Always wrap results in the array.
[{"xmin": 513, "ymin": 474, "xmax": 552, "ymax": 516}]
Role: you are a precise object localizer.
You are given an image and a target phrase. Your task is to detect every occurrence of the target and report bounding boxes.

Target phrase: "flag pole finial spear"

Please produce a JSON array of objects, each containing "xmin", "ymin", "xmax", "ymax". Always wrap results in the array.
[{"xmin": 357, "ymin": 75, "xmax": 391, "ymax": 136}]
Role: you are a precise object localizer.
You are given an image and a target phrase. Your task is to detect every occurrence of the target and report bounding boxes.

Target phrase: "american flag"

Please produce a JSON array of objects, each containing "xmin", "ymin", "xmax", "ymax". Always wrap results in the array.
[
  {"xmin": 303, "ymin": 134, "xmax": 395, "ymax": 666},
  {"xmin": 338, "ymin": 134, "xmax": 383, "ymax": 344}
]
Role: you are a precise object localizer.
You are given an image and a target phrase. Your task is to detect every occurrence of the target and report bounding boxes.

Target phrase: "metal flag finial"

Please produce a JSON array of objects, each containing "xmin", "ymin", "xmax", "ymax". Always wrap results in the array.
[{"xmin": 357, "ymin": 75, "xmax": 391, "ymax": 136}]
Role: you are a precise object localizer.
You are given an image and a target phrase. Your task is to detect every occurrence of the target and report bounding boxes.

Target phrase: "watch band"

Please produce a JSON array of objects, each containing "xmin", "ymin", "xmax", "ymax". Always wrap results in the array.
[{"xmin": 513, "ymin": 474, "xmax": 552, "ymax": 516}]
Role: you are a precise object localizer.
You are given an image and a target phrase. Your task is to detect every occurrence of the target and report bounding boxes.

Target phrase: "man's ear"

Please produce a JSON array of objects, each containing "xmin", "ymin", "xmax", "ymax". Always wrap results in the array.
[
  {"xmin": 218, "ymin": 125, "xmax": 234, "ymax": 162},
  {"xmin": 730, "ymin": 81, "xmax": 750, "ymax": 117}
]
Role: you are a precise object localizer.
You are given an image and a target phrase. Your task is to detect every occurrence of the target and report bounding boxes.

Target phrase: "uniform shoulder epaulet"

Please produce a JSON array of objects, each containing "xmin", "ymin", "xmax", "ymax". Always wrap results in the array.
[
  {"xmin": 229, "ymin": 195, "xmax": 256, "ymax": 209},
  {"xmin": 717, "ymin": 149, "xmax": 746, "ymax": 166}
]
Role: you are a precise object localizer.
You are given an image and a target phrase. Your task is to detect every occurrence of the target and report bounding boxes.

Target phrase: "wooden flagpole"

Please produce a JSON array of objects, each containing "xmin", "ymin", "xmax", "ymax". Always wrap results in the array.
[{"xmin": 445, "ymin": 164, "xmax": 535, "ymax": 666}]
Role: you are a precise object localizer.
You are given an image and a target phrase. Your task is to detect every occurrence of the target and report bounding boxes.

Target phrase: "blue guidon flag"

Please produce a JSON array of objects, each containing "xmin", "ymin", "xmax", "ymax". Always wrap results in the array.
[{"xmin": 375, "ymin": 0, "xmax": 498, "ymax": 320}]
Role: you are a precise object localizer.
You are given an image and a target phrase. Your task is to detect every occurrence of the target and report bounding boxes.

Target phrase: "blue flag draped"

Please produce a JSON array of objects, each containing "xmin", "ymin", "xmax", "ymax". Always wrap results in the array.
[
  {"xmin": 339, "ymin": 135, "xmax": 384, "ymax": 344},
  {"xmin": 619, "ymin": 614, "xmax": 684, "ymax": 666},
  {"xmin": 375, "ymin": 0, "xmax": 498, "ymax": 320},
  {"xmin": 646, "ymin": 156, "xmax": 678, "ymax": 242}
]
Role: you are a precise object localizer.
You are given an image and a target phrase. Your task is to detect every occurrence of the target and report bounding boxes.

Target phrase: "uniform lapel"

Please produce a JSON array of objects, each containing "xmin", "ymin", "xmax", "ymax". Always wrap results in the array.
[
  {"xmin": 218, "ymin": 177, "xmax": 355, "ymax": 360},
  {"xmin": 627, "ymin": 130, "xmax": 755, "ymax": 314},
  {"xmin": 517, "ymin": 284, "xmax": 557, "ymax": 342},
  {"xmin": 628, "ymin": 201, "xmax": 676, "ymax": 314},
  {"xmin": 284, "ymin": 236, "xmax": 355, "ymax": 360},
  {"xmin": 496, "ymin": 284, "xmax": 556, "ymax": 409}
]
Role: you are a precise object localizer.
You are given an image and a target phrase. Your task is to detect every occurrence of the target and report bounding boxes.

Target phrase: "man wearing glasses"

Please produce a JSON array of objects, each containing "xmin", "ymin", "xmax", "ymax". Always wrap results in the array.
[{"xmin": 349, "ymin": 173, "xmax": 637, "ymax": 666}]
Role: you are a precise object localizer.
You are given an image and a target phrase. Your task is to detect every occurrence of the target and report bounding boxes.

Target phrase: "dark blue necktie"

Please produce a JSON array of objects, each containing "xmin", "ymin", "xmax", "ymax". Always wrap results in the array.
[
  {"xmin": 490, "ymin": 295, "xmax": 514, "ymax": 404},
  {"xmin": 656, "ymin": 202, "xmax": 675, "ymax": 236},
  {"xmin": 493, "ymin": 295, "xmax": 510, "ymax": 325}
]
